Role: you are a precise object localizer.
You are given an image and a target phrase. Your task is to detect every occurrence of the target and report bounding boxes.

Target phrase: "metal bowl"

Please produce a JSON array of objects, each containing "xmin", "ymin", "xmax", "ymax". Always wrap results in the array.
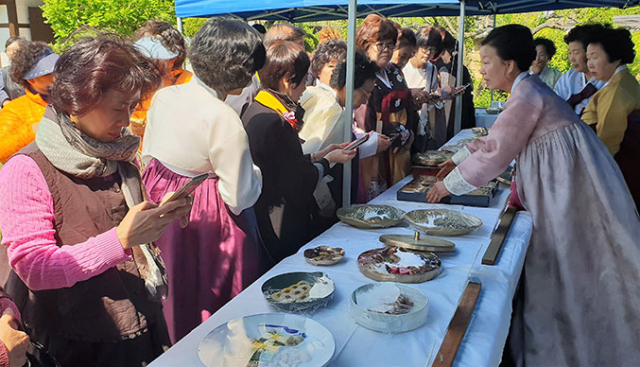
[
  {"xmin": 357, "ymin": 247, "xmax": 442, "ymax": 283},
  {"xmin": 262, "ymin": 272, "xmax": 334, "ymax": 312},
  {"xmin": 404, "ymin": 209, "xmax": 483, "ymax": 236},
  {"xmin": 337, "ymin": 204, "xmax": 406, "ymax": 229},
  {"xmin": 413, "ymin": 150, "xmax": 454, "ymax": 167}
]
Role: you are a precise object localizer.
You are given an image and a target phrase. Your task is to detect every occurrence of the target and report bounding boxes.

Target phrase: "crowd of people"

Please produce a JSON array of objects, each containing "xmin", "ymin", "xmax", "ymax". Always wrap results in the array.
[{"xmin": 0, "ymin": 13, "xmax": 636, "ymax": 367}]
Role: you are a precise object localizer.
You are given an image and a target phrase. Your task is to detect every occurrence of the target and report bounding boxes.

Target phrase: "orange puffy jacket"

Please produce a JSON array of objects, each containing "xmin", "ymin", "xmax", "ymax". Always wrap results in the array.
[{"xmin": 0, "ymin": 89, "xmax": 48, "ymax": 163}]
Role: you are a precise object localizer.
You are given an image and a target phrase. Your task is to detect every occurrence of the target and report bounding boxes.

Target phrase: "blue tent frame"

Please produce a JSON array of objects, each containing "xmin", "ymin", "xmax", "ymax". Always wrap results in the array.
[
  {"xmin": 175, "ymin": 0, "xmax": 639, "ymax": 207},
  {"xmin": 175, "ymin": 0, "xmax": 639, "ymax": 21}
]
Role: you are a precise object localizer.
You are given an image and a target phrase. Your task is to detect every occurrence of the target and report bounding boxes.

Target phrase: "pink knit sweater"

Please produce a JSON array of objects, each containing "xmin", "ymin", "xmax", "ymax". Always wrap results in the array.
[
  {"xmin": 0, "ymin": 155, "xmax": 132, "ymax": 291},
  {"xmin": 0, "ymin": 291, "xmax": 22, "ymax": 367}
]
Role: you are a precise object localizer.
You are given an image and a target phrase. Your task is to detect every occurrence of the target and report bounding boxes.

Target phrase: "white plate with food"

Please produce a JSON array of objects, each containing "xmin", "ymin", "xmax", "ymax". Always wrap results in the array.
[
  {"xmin": 198, "ymin": 313, "xmax": 335, "ymax": 367},
  {"xmin": 303, "ymin": 246, "xmax": 345, "ymax": 266}
]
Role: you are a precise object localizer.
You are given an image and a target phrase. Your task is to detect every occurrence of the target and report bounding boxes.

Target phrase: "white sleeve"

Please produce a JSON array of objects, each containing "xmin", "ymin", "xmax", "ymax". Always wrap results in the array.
[
  {"xmin": 357, "ymin": 132, "xmax": 378, "ymax": 159},
  {"xmin": 209, "ymin": 115, "xmax": 262, "ymax": 215},
  {"xmin": 451, "ymin": 146, "xmax": 472, "ymax": 165}
]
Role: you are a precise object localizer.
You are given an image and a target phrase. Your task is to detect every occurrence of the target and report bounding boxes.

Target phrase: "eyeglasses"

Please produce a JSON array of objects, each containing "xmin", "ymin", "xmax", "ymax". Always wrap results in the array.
[
  {"xmin": 419, "ymin": 46, "xmax": 439, "ymax": 54},
  {"xmin": 374, "ymin": 42, "xmax": 396, "ymax": 51}
]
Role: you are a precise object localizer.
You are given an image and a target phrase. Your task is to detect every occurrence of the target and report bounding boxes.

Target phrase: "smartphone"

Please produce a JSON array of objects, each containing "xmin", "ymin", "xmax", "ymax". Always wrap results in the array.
[
  {"xmin": 460, "ymin": 83, "xmax": 471, "ymax": 90},
  {"xmin": 345, "ymin": 134, "xmax": 370, "ymax": 151},
  {"xmin": 160, "ymin": 172, "xmax": 209, "ymax": 206}
]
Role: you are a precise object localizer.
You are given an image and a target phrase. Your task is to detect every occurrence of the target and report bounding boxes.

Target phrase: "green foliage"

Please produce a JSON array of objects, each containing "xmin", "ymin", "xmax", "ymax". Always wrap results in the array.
[
  {"xmin": 183, "ymin": 17, "xmax": 208, "ymax": 39},
  {"xmin": 42, "ymin": 0, "xmax": 176, "ymax": 41}
]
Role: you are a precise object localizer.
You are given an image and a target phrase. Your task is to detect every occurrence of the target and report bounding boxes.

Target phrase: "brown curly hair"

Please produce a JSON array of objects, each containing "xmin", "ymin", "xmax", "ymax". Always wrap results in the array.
[
  {"xmin": 317, "ymin": 27, "xmax": 341, "ymax": 44},
  {"xmin": 355, "ymin": 14, "xmax": 398, "ymax": 52},
  {"xmin": 10, "ymin": 40, "xmax": 51, "ymax": 88},
  {"xmin": 51, "ymin": 36, "xmax": 162, "ymax": 117},
  {"xmin": 134, "ymin": 20, "xmax": 187, "ymax": 71}
]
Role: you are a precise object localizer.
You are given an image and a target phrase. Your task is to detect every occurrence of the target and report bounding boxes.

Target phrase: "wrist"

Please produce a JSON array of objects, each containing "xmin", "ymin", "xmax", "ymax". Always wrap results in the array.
[{"xmin": 116, "ymin": 225, "xmax": 129, "ymax": 249}]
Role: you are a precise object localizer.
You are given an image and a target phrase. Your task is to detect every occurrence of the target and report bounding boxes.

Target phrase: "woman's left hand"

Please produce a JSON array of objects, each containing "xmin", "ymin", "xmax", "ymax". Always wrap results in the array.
[
  {"xmin": 315, "ymin": 143, "xmax": 346, "ymax": 162},
  {"xmin": 444, "ymin": 85, "xmax": 465, "ymax": 98},
  {"xmin": 426, "ymin": 181, "xmax": 451, "ymax": 203}
]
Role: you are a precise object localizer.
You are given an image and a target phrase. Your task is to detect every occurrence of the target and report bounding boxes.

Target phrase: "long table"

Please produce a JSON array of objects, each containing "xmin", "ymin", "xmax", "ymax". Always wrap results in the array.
[{"xmin": 150, "ymin": 130, "xmax": 532, "ymax": 367}]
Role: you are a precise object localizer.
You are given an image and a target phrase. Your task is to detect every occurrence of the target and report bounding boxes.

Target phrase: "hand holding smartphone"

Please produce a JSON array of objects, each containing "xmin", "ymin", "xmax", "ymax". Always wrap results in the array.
[
  {"xmin": 344, "ymin": 134, "xmax": 370, "ymax": 151},
  {"xmin": 160, "ymin": 173, "xmax": 209, "ymax": 206}
]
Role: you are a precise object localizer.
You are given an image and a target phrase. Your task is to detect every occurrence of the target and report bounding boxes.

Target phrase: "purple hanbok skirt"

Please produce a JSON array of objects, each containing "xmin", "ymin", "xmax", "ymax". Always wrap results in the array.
[{"xmin": 142, "ymin": 159, "xmax": 269, "ymax": 343}]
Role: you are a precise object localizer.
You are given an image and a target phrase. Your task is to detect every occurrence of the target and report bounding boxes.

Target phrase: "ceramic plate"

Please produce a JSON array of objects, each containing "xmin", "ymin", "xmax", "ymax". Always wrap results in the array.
[
  {"xmin": 198, "ymin": 313, "xmax": 335, "ymax": 367},
  {"xmin": 337, "ymin": 204, "xmax": 406, "ymax": 229},
  {"xmin": 405, "ymin": 209, "xmax": 483, "ymax": 236},
  {"xmin": 304, "ymin": 246, "xmax": 345, "ymax": 266},
  {"xmin": 357, "ymin": 247, "xmax": 442, "ymax": 283},
  {"xmin": 262, "ymin": 272, "xmax": 334, "ymax": 312}
]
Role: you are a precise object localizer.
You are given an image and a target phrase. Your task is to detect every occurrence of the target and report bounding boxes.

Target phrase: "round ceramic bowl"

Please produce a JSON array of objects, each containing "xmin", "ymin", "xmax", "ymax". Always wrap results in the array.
[
  {"xmin": 349, "ymin": 283, "xmax": 429, "ymax": 334},
  {"xmin": 261, "ymin": 272, "xmax": 335, "ymax": 313},
  {"xmin": 404, "ymin": 209, "xmax": 483, "ymax": 236},
  {"xmin": 337, "ymin": 204, "xmax": 406, "ymax": 229},
  {"xmin": 304, "ymin": 246, "xmax": 345, "ymax": 266}
]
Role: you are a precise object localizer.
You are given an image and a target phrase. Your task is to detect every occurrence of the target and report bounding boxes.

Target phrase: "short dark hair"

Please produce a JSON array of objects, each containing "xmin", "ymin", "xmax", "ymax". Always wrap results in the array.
[
  {"xmin": 482, "ymin": 24, "xmax": 536, "ymax": 72},
  {"xmin": 397, "ymin": 28, "xmax": 417, "ymax": 48},
  {"xmin": 51, "ymin": 36, "xmax": 161, "ymax": 116},
  {"xmin": 190, "ymin": 18, "xmax": 266, "ymax": 92},
  {"xmin": 5, "ymin": 36, "xmax": 22, "ymax": 49},
  {"xmin": 329, "ymin": 51, "xmax": 379, "ymax": 90},
  {"xmin": 585, "ymin": 24, "xmax": 635, "ymax": 65},
  {"xmin": 135, "ymin": 21, "xmax": 188, "ymax": 71},
  {"xmin": 437, "ymin": 27, "xmax": 456, "ymax": 53},
  {"xmin": 416, "ymin": 26, "xmax": 443, "ymax": 57},
  {"xmin": 564, "ymin": 24, "xmax": 599, "ymax": 49},
  {"xmin": 10, "ymin": 41, "xmax": 52, "ymax": 87},
  {"xmin": 310, "ymin": 39, "xmax": 347, "ymax": 77},
  {"xmin": 264, "ymin": 23, "xmax": 306, "ymax": 47},
  {"xmin": 260, "ymin": 40, "xmax": 310, "ymax": 90},
  {"xmin": 356, "ymin": 14, "xmax": 398, "ymax": 52},
  {"xmin": 533, "ymin": 38, "xmax": 556, "ymax": 58},
  {"xmin": 252, "ymin": 23, "xmax": 267, "ymax": 35}
]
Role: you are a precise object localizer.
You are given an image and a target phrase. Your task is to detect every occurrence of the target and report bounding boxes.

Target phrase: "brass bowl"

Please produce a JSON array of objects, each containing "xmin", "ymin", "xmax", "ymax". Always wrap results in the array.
[
  {"xmin": 337, "ymin": 204, "xmax": 406, "ymax": 229},
  {"xmin": 404, "ymin": 209, "xmax": 483, "ymax": 236}
]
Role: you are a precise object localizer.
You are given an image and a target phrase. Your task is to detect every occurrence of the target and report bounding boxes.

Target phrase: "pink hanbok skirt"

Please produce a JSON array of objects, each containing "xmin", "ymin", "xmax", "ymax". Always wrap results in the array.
[{"xmin": 142, "ymin": 159, "xmax": 269, "ymax": 343}]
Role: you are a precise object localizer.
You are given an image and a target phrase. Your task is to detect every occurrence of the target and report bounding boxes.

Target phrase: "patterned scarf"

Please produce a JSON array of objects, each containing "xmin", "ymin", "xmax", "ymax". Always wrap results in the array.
[{"xmin": 35, "ymin": 107, "xmax": 168, "ymax": 301}]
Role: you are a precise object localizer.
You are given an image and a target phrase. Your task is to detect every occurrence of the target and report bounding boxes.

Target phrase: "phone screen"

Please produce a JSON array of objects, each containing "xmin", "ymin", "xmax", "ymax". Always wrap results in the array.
[
  {"xmin": 345, "ymin": 134, "xmax": 370, "ymax": 151},
  {"xmin": 161, "ymin": 173, "xmax": 209, "ymax": 206}
]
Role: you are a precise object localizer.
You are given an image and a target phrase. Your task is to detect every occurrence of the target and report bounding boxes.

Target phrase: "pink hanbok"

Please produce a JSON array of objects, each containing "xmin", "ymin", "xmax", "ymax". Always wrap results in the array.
[
  {"xmin": 141, "ymin": 77, "xmax": 270, "ymax": 343},
  {"xmin": 444, "ymin": 74, "xmax": 640, "ymax": 366}
]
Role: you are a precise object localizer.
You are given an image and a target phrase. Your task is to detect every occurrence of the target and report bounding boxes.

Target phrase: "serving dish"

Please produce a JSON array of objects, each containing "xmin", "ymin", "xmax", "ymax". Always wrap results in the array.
[
  {"xmin": 357, "ymin": 247, "xmax": 442, "ymax": 283},
  {"xmin": 412, "ymin": 150, "xmax": 454, "ymax": 167},
  {"xmin": 404, "ymin": 209, "xmax": 483, "ymax": 236},
  {"xmin": 337, "ymin": 204, "xmax": 406, "ymax": 229},
  {"xmin": 379, "ymin": 232, "xmax": 455, "ymax": 253},
  {"xmin": 198, "ymin": 313, "xmax": 335, "ymax": 366},
  {"xmin": 349, "ymin": 283, "xmax": 429, "ymax": 333},
  {"xmin": 303, "ymin": 246, "xmax": 345, "ymax": 266},
  {"xmin": 262, "ymin": 272, "xmax": 334, "ymax": 312}
]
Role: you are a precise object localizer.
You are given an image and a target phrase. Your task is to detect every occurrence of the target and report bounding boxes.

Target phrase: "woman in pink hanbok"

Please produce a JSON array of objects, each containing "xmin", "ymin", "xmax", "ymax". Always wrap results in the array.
[
  {"xmin": 141, "ymin": 19, "xmax": 270, "ymax": 343},
  {"xmin": 429, "ymin": 25, "xmax": 640, "ymax": 366}
]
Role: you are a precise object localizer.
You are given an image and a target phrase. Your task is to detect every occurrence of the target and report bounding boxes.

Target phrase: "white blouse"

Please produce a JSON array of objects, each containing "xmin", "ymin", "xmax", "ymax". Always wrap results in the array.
[{"xmin": 141, "ymin": 77, "xmax": 262, "ymax": 215}]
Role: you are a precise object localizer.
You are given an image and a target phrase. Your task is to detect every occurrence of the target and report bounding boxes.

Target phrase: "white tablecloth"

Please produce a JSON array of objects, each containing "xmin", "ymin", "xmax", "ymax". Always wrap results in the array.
[
  {"xmin": 475, "ymin": 109, "xmax": 500, "ymax": 129},
  {"xmin": 150, "ymin": 130, "xmax": 532, "ymax": 367}
]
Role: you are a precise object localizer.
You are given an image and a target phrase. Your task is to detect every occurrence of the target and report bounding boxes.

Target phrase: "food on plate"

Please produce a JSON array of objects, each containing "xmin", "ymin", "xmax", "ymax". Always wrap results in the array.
[
  {"xmin": 247, "ymin": 325, "xmax": 309, "ymax": 367},
  {"xmin": 269, "ymin": 281, "xmax": 312, "ymax": 303},
  {"xmin": 358, "ymin": 247, "xmax": 442, "ymax": 283},
  {"xmin": 304, "ymin": 246, "xmax": 345, "ymax": 266},
  {"xmin": 413, "ymin": 150, "xmax": 454, "ymax": 167},
  {"xmin": 368, "ymin": 294, "xmax": 415, "ymax": 315}
]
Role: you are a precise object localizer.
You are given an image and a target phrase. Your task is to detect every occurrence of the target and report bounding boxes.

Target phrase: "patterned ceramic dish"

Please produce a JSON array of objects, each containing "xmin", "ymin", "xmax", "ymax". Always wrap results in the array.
[
  {"xmin": 357, "ymin": 247, "xmax": 442, "ymax": 283},
  {"xmin": 337, "ymin": 204, "xmax": 406, "ymax": 229},
  {"xmin": 262, "ymin": 272, "xmax": 335, "ymax": 312},
  {"xmin": 412, "ymin": 150, "xmax": 454, "ymax": 167},
  {"xmin": 304, "ymin": 246, "xmax": 345, "ymax": 266},
  {"xmin": 404, "ymin": 209, "xmax": 483, "ymax": 236}
]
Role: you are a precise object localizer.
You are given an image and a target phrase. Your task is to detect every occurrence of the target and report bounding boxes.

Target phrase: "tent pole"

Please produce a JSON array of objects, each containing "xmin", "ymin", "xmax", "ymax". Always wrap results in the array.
[
  {"xmin": 454, "ymin": 0, "xmax": 465, "ymax": 134},
  {"xmin": 177, "ymin": 17, "xmax": 184, "ymax": 34},
  {"xmin": 490, "ymin": 13, "xmax": 496, "ymax": 103},
  {"xmin": 342, "ymin": 0, "xmax": 357, "ymax": 208}
]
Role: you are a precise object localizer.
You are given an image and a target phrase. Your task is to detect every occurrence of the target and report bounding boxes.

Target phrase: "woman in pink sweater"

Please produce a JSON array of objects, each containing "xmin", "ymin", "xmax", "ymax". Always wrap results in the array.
[{"xmin": 0, "ymin": 37, "xmax": 192, "ymax": 366}]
